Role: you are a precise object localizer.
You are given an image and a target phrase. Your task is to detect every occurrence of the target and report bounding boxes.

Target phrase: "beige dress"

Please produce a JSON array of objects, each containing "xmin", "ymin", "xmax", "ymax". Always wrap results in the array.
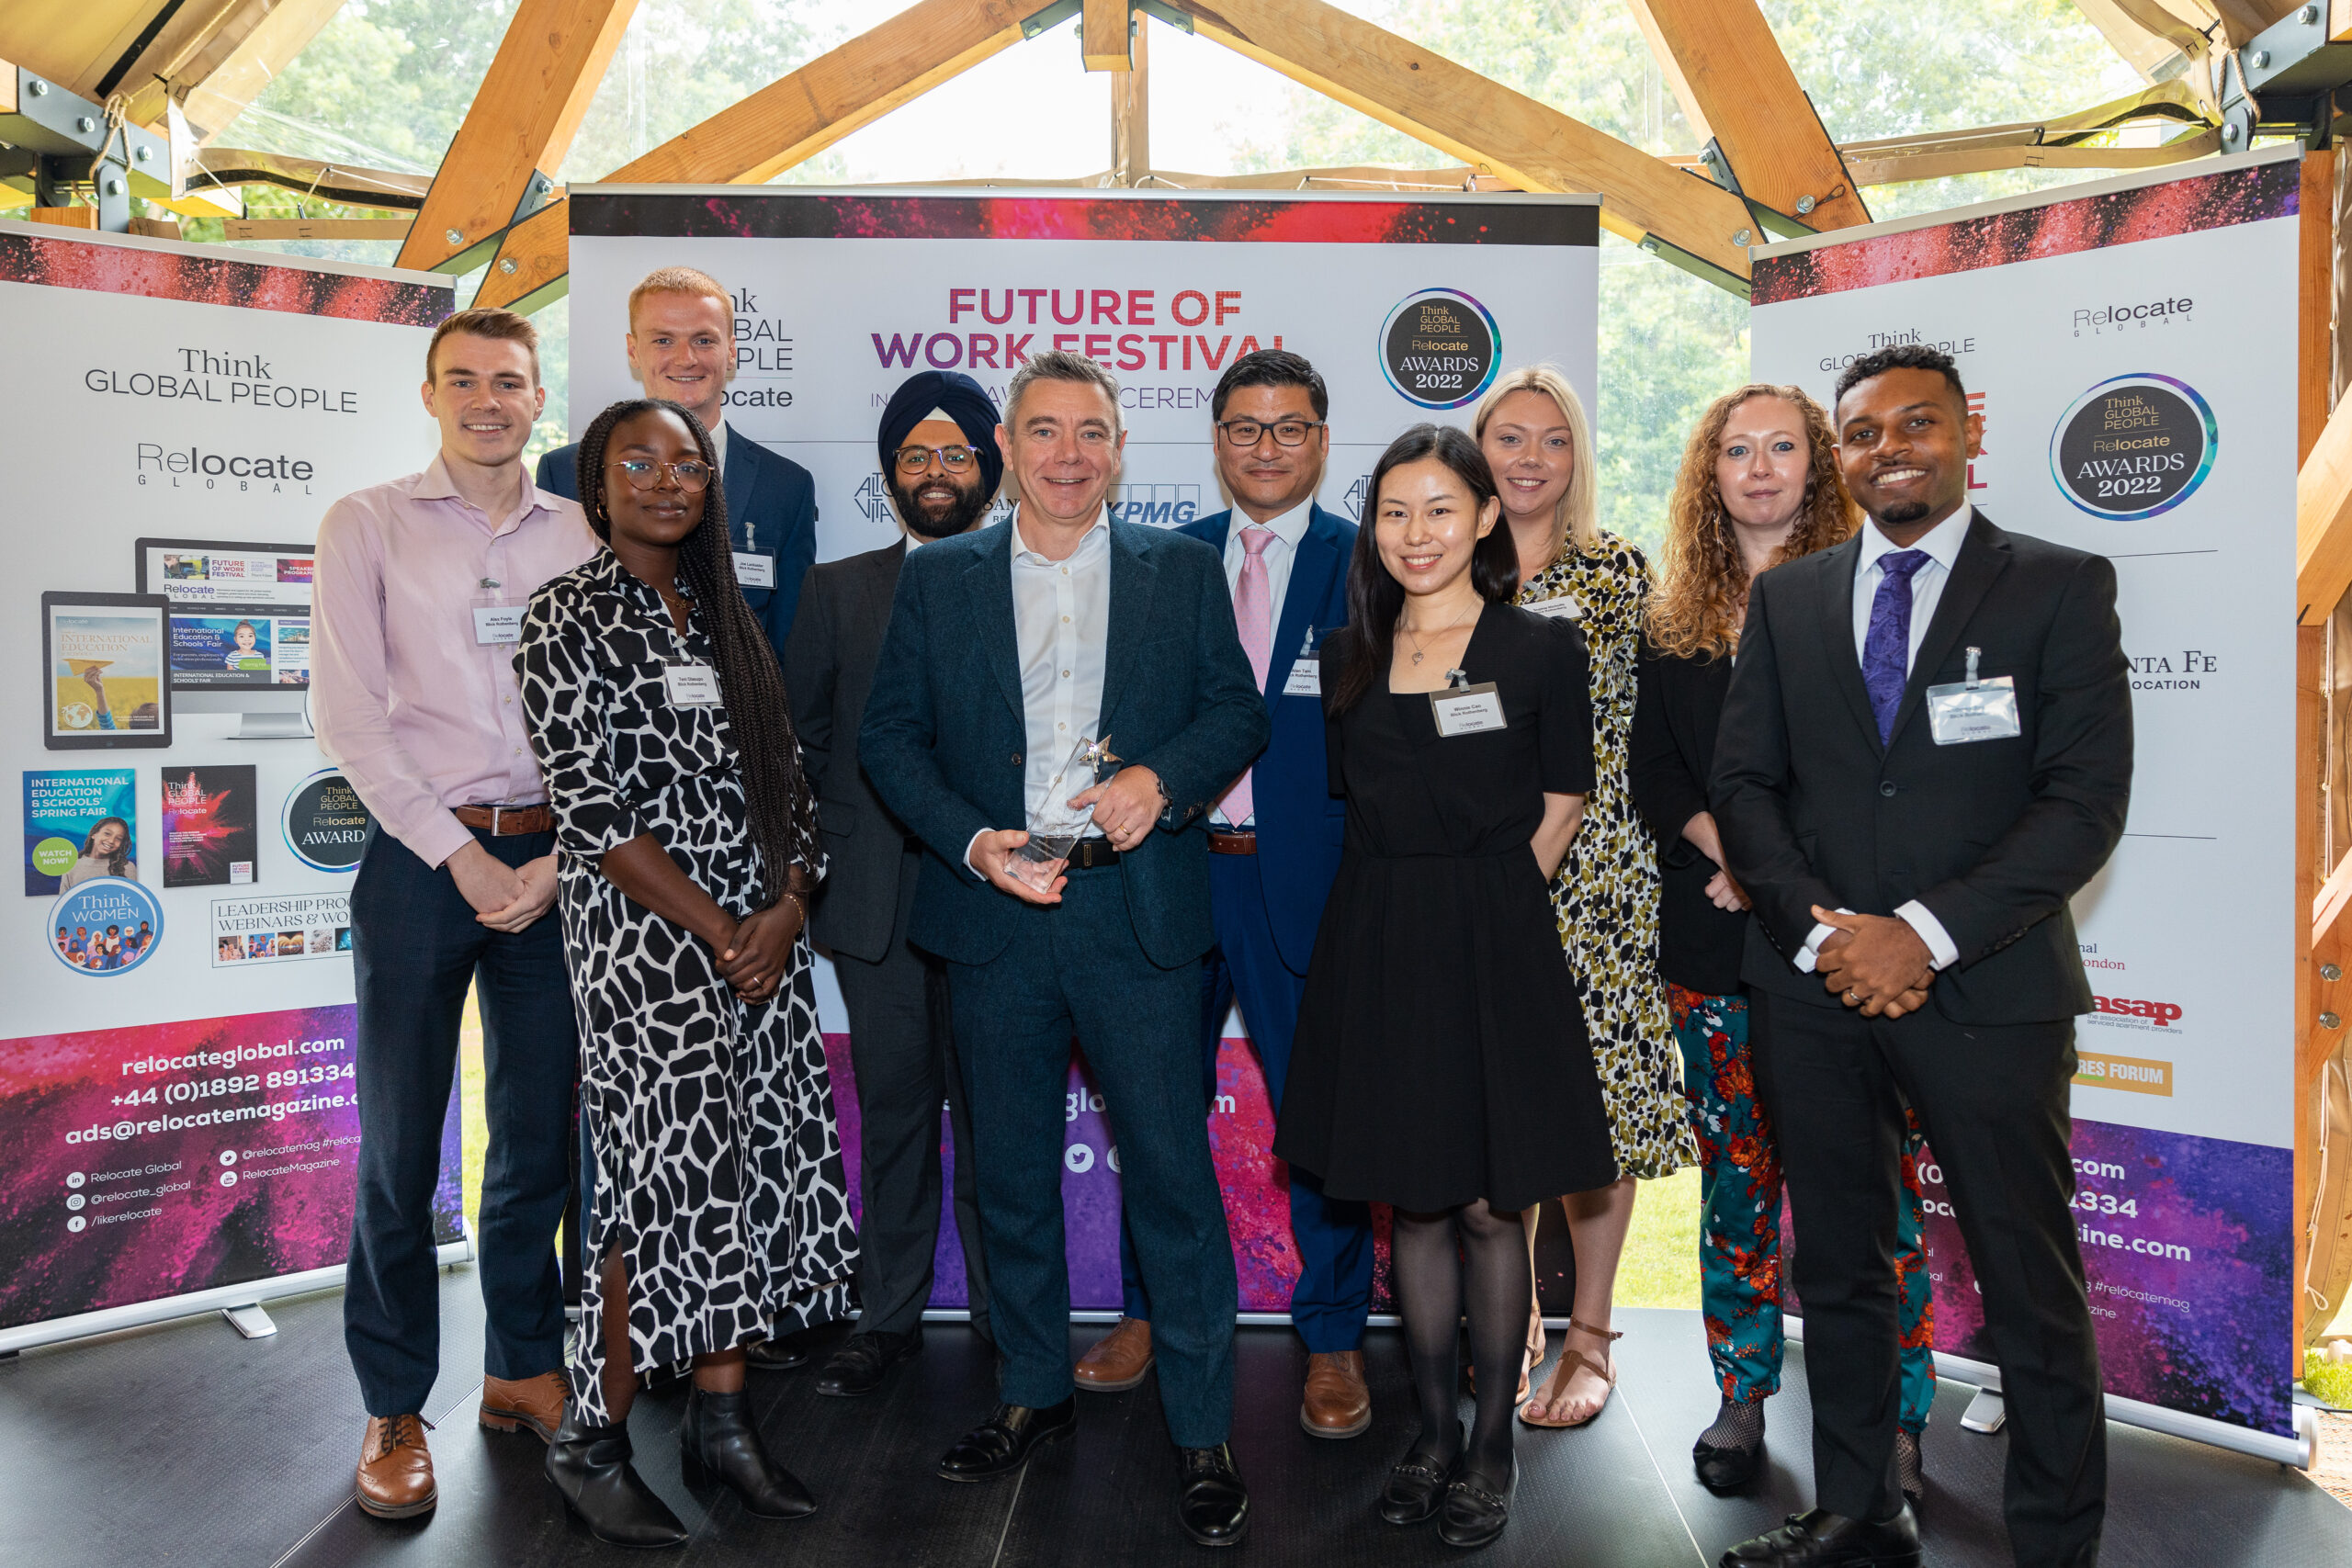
[{"xmin": 1521, "ymin": 535, "xmax": 1698, "ymax": 1181}]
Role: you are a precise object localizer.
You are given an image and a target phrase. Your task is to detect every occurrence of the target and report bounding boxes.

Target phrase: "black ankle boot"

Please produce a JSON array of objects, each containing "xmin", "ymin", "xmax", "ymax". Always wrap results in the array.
[
  {"xmin": 681, "ymin": 1386, "xmax": 817, "ymax": 1519},
  {"xmin": 545, "ymin": 1407, "xmax": 688, "ymax": 1549}
]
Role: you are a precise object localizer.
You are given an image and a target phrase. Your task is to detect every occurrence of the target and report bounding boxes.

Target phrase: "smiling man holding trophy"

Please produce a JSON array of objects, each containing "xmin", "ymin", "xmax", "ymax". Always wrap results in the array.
[{"xmin": 861, "ymin": 350, "xmax": 1269, "ymax": 1548}]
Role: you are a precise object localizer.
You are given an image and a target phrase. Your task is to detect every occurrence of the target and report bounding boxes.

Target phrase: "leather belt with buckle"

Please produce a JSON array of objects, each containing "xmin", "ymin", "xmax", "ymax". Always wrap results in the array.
[
  {"xmin": 453, "ymin": 803, "xmax": 555, "ymax": 836},
  {"xmin": 1065, "ymin": 839, "xmax": 1121, "ymax": 871},
  {"xmin": 1207, "ymin": 829, "xmax": 1257, "ymax": 856}
]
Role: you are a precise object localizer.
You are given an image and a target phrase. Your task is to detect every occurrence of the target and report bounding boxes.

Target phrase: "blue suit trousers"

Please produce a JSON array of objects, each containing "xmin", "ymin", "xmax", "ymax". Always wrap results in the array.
[
  {"xmin": 1120, "ymin": 850, "xmax": 1374, "ymax": 1352},
  {"xmin": 948, "ymin": 864, "xmax": 1237, "ymax": 1448}
]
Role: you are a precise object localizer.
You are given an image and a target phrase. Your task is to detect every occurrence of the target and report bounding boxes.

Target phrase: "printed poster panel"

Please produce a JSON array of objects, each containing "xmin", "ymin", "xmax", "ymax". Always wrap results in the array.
[{"xmin": 1751, "ymin": 151, "xmax": 2301, "ymax": 1439}]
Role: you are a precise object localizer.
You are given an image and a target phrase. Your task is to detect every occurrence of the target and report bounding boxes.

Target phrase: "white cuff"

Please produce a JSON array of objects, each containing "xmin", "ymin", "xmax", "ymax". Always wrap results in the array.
[
  {"xmin": 1895, "ymin": 900, "xmax": 1961, "ymax": 970},
  {"xmin": 964, "ymin": 829, "xmax": 989, "ymax": 875},
  {"xmin": 1792, "ymin": 919, "xmax": 1840, "ymax": 974}
]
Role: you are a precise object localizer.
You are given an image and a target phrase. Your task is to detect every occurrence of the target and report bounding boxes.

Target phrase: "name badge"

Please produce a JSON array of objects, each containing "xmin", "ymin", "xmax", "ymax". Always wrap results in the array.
[
  {"xmin": 663, "ymin": 664, "xmax": 723, "ymax": 706},
  {"xmin": 1283, "ymin": 660, "xmax": 1321, "ymax": 697},
  {"xmin": 733, "ymin": 551, "xmax": 775, "ymax": 589},
  {"xmin": 472, "ymin": 605, "xmax": 524, "ymax": 645},
  {"xmin": 1526, "ymin": 595, "xmax": 1583, "ymax": 621},
  {"xmin": 1430, "ymin": 682, "xmax": 1507, "ymax": 738},
  {"xmin": 1927, "ymin": 648, "xmax": 2021, "ymax": 745}
]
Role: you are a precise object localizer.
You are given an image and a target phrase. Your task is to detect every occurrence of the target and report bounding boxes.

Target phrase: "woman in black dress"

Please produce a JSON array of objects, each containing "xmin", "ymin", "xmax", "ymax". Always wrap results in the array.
[{"xmin": 1276, "ymin": 424, "xmax": 1619, "ymax": 1549}]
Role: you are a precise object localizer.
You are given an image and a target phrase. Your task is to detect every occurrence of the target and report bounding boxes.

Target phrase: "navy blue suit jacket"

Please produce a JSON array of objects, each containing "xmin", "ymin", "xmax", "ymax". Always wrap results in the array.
[
  {"xmin": 859, "ymin": 517, "xmax": 1271, "ymax": 971},
  {"xmin": 537, "ymin": 423, "xmax": 819, "ymax": 657},
  {"xmin": 1177, "ymin": 503, "xmax": 1354, "ymax": 972}
]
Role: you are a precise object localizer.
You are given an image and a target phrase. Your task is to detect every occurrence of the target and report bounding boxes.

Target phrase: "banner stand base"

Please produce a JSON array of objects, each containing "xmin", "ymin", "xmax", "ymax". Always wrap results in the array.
[
  {"xmin": 1961, "ymin": 1387, "xmax": 2007, "ymax": 1434},
  {"xmin": 220, "ymin": 1303, "xmax": 277, "ymax": 1340}
]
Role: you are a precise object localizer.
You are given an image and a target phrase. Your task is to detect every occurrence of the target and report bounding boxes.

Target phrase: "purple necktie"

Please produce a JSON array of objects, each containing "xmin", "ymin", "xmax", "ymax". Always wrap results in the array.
[{"xmin": 1863, "ymin": 549, "xmax": 1930, "ymax": 744}]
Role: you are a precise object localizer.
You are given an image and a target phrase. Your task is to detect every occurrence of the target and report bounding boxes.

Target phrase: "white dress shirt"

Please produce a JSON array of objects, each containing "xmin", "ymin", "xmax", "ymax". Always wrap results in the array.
[
  {"xmin": 1210, "ymin": 500, "xmax": 1314, "ymax": 829},
  {"xmin": 965, "ymin": 507, "xmax": 1112, "ymax": 870},
  {"xmin": 1795, "ymin": 504, "xmax": 1976, "ymax": 976}
]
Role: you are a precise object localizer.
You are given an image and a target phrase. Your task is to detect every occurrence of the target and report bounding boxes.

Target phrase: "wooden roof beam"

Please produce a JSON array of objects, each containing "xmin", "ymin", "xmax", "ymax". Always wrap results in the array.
[
  {"xmin": 394, "ymin": 0, "xmax": 637, "ymax": 273},
  {"xmin": 1140, "ymin": 0, "xmax": 1755, "ymax": 287},
  {"xmin": 1622, "ymin": 0, "xmax": 1870, "ymax": 231},
  {"xmin": 473, "ymin": 0, "xmax": 1060, "ymax": 313},
  {"xmin": 129, "ymin": 0, "xmax": 350, "ymax": 147},
  {"xmin": 1084, "ymin": 0, "xmax": 1134, "ymax": 69}
]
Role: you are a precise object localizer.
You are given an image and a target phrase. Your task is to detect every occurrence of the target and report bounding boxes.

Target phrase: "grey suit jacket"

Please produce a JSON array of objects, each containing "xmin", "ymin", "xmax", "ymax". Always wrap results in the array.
[{"xmin": 784, "ymin": 537, "xmax": 911, "ymax": 964}]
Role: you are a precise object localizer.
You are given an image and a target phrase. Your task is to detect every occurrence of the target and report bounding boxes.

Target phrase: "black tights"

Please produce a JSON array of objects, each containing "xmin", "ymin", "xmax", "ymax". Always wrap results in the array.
[{"xmin": 1391, "ymin": 1201, "xmax": 1528, "ymax": 1489}]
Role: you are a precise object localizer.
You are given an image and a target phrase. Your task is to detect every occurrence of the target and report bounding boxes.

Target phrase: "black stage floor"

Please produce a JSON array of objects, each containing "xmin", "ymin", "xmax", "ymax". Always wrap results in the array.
[{"xmin": 2, "ymin": 1266, "xmax": 2346, "ymax": 1567}]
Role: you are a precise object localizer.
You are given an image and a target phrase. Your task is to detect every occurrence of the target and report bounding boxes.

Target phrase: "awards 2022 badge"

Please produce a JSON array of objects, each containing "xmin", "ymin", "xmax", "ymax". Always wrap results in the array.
[
  {"xmin": 2048, "ymin": 372, "xmax": 2219, "ymax": 522},
  {"xmin": 1381, "ymin": 288, "xmax": 1502, "ymax": 412}
]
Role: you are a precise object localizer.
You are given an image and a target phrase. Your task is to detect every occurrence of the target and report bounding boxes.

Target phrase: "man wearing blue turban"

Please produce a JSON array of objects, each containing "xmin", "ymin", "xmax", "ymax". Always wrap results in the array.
[{"xmin": 781, "ymin": 369, "xmax": 1002, "ymax": 1397}]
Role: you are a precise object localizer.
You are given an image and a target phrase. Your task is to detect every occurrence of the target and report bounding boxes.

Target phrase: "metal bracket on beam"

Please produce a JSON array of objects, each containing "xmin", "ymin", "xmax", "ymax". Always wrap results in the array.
[
  {"xmin": 1641, "ymin": 231, "xmax": 1752, "ymax": 302},
  {"xmin": 1695, "ymin": 139, "xmax": 1744, "ymax": 197},
  {"xmin": 509, "ymin": 168, "xmax": 556, "ymax": 229},
  {"xmin": 1023, "ymin": 1, "xmax": 1084, "ymax": 39},
  {"xmin": 2, "ymin": 68, "xmax": 177, "ymax": 231},
  {"xmin": 2221, "ymin": 4, "xmax": 2352, "ymax": 151}
]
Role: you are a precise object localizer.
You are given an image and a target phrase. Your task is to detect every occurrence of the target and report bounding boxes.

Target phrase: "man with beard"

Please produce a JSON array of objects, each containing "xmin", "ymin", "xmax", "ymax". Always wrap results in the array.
[{"xmin": 781, "ymin": 369, "xmax": 1001, "ymax": 1396}]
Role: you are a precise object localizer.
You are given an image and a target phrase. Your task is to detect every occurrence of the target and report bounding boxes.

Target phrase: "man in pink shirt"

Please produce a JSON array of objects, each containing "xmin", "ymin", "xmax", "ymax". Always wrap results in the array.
[{"xmin": 312, "ymin": 307, "xmax": 597, "ymax": 1523}]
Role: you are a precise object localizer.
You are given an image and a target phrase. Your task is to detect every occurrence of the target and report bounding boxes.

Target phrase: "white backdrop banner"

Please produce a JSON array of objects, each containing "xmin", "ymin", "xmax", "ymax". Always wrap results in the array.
[
  {"xmin": 1750, "ymin": 149, "xmax": 2301, "ymax": 1448},
  {"xmin": 567, "ymin": 186, "xmax": 1599, "ymax": 1312},
  {"xmin": 0, "ymin": 222, "xmax": 453, "ymax": 1349}
]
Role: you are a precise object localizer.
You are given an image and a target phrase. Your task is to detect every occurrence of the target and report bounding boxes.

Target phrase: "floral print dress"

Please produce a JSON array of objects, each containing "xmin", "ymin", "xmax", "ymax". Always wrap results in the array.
[{"xmin": 1520, "ymin": 534, "xmax": 1698, "ymax": 1181}]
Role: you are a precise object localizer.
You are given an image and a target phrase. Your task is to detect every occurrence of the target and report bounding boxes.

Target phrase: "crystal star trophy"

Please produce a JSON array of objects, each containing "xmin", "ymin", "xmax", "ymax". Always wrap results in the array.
[{"xmin": 1012, "ymin": 735, "xmax": 1117, "ymax": 893}]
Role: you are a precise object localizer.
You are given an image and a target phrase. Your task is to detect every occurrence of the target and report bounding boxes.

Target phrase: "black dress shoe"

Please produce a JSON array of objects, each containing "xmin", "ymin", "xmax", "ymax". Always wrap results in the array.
[
  {"xmin": 1436, "ymin": 1458, "xmax": 1514, "ymax": 1550},
  {"xmin": 1176, "ymin": 1442, "xmax": 1250, "ymax": 1547},
  {"xmin": 545, "ymin": 1407, "xmax": 689, "ymax": 1549},
  {"xmin": 1694, "ymin": 1434, "xmax": 1764, "ymax": 1492},
  {"xmin": 937, "ymin": 1400, "xmax": 1076, "ymax": 1482},
  {"xmin": 680, "ymin": 1387, "xmax": 817, "ymax": 1519},
  {"xmin": 816, "ymin": 1328, "xmax": 923, "ymax": 1397},
  {"xmin": 1378, "ymin": 1421, "xmax": 1464, "ymax": 1526},
  {"xmin": 744, "ymin": 1336, "xmax": 809, "ymax": 1372},
  {"xmin": 1718, "ymin": 1506, "xmax": 1920, "ymax": 1568}
]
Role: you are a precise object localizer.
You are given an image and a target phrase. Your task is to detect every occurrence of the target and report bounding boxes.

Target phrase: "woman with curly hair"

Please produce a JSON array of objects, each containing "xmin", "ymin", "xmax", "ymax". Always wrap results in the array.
[
  {"xmin": 1476, "ymin": 365, "xmax": 1698, "ymax": 1429},
  {"xmin": 1632, "ymin": 383, "xmax": 1938, "ymax": 1501},
  {"xmin": 516, "ymin": 398, "xmax": 857, "ymax": 1547}
]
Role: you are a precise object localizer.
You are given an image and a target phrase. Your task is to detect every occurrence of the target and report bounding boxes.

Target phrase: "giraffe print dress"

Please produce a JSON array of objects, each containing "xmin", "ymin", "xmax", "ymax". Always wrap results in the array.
[{"xmin": 517, "ymin": 548, "xmax": 856, "ymax": 1422}]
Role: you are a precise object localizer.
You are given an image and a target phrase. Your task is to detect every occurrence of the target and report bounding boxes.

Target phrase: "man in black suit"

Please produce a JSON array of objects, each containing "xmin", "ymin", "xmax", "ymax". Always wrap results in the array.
[
  {"xmin": 783, "ymin": 370, "xmax": 1001, "ymax": 1397},
  {"xmin": 1711, "ymin": 344, "xmax": 2131, "ymax": 1568}
]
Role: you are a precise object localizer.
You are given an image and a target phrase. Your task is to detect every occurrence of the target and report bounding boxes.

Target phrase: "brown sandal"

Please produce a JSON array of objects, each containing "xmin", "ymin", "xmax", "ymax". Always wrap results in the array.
[
  {"xmin": 1464, "ymin": 1347, "xmax": 1537, "ymax": 1406},
  {"xmin": 1519, "ymin": 1317, "xmax": 1621, "ymax": 1429}
]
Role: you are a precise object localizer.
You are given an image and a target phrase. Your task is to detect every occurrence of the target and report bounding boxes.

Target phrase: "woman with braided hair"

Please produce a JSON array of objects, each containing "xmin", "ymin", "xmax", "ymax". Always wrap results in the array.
[{"xmin": 516, "ymin": 398, "xmax": 857, "ymax": 1548}]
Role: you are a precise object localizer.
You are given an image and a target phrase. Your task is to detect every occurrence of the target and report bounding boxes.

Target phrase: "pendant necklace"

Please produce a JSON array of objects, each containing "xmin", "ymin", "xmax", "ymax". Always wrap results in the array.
[{"xmin": 1403, "ymin": 601, "xmax": 1476, "ymax": 665}]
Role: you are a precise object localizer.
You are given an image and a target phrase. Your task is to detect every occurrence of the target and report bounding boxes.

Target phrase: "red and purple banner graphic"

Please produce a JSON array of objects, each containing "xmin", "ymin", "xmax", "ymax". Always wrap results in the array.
[
  {"xmin": 0, "ymin": 229, "xmax": 447, "ymax": 324},
  {"xmin": 0, "ymin": 1006, "xmax": 462, "ymax": 1332}
]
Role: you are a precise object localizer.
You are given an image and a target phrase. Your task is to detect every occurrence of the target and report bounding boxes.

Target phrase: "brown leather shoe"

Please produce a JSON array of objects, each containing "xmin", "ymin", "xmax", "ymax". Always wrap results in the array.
[
  {"xmin": 1073, "ymin": 1316, "xmax": 1154, "ymax": 1392},
  {"xmin": 1300, "ymin": 1350, "xmax": 1372, "ymax": 1438},
  {"xmin": 356, "ymin": 1414, "xmax": 436, "ymax": 1519},
  {"xmin": 479, "ymin": 1370, "xmax": 566, "ymax": 1444}
]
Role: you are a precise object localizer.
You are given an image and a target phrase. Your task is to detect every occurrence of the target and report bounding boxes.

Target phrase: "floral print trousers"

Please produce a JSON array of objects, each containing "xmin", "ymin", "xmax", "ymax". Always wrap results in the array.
[{"xmin": 1670, "ymin": 986, "xmax": 1936, "ymax": 1431}]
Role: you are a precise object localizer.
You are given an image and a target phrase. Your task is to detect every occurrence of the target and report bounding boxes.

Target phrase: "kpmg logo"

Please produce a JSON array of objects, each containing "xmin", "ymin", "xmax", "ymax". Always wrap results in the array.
[
  {"xmin": 2072, "ymin": 294, "xmax": 2192, "ymax": 337},
  {"xmin": 1108, "ymin": 484, "xmax": 1199, "ymax": 528}
]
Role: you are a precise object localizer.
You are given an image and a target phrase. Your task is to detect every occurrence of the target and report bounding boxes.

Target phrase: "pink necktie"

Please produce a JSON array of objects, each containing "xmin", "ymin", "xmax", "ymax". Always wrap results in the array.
[{"xmin": 1223, "ymin": 526, "xmax": 1274, "ymax": 823}]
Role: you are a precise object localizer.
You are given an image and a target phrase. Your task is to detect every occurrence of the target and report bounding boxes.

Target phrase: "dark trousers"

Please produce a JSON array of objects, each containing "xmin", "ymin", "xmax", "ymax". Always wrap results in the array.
[
  {"xmin": 1752, "ymin": 990, "xmax": 2106, "ymax": 1568},
  {"xmin": 344, "ymin": 828, "xmax": 577, "ymax": 1417},
  {"xmin": 833, "ymin": 849, "xmax": 991, "ymax": 1338},
  {"xmin": 1120, "ymin": 849, "xmax": 1373, "ymax": 1352},
  {"xmin": 948, "ymin": 864, "xmax": 1238, "ymax": 1449}
]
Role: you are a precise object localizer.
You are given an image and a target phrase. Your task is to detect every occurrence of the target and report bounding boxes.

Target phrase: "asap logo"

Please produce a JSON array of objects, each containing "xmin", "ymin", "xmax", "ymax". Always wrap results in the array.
[{"xmin": 2092, "ymin": 994, "xmax": 2182, "ymax": 1029}]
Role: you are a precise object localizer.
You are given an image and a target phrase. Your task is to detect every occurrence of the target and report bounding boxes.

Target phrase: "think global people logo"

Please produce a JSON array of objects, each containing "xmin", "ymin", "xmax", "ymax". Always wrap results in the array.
[
  {"xmin": 1380, "ymin": 288, "xmax": 1501, "ymax": 411},
  {"xmin": 2047, "ymin": 372, "xmax": 2217, "ymax": 522}
]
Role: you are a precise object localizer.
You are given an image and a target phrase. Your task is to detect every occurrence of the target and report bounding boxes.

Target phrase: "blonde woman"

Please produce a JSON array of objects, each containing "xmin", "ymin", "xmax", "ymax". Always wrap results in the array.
[
  {"xmin": 1636, "ymin": 384, "xmax": 1939, "ymax": 1502},
  {"xmin": 1476, "ymin": 366, "xmax": 1697, "ymax": 1428}
]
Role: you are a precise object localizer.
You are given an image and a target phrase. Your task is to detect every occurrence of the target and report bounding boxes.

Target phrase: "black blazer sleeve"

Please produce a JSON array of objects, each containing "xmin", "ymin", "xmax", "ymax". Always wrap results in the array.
[
  {"xmin": 1709, "ymin": 574, "xmax": 1844, "ymax": 957},
  {"xmin": 781, "ymin": 563, "xmax": 837, "ymax": 802},
  {"xmin": 1912, "ymin": 552, "xmax": 2132, "ymax": 964},
  {"xmin": 1630, "ymin": 641, "xmax": 1707, "ymax": 853}
]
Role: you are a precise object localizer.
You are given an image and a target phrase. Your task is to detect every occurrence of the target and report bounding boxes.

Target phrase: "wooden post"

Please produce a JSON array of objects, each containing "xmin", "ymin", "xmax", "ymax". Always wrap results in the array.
[{"xmin": 1112, "ymin": 12, "xmax": 1149, "ymax": 186}]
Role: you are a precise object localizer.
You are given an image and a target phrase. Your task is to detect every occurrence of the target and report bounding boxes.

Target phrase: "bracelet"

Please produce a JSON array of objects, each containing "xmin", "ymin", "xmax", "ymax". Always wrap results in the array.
[{"xmin": 782, "ymin": 890, "xmax": 808, "ymax": 930}]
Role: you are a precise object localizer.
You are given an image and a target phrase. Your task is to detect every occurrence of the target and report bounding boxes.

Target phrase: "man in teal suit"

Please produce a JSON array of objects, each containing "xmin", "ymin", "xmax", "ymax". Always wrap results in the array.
[
  {"xmin": 862, "ymin": 351, "xmax": 1269, "ymax": 1548},
  {"xmin": 537, "ymin": 265, "xmax": 818, "ymax": 656}
]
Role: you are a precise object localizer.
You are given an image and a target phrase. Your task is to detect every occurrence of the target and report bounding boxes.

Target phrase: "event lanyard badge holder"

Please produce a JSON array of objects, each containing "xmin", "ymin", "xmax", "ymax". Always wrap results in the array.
[
  {"xmin": 1429, "ymin": 668, "xmax": 1506, "ymax": 738},
  {"xmin": 1926, "ymin": 646, "xmax": 2021, "ymax": 745},
  {"xmin": 471, "ymin": 576, "xmax": 524, "ymax": 646}
]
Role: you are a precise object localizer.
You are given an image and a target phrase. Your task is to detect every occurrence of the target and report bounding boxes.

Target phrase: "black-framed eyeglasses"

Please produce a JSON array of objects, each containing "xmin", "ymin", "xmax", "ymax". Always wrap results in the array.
[
  {"xmin": 894, "ymin": 444, "xmax": 978, "ymax": 474},
  {"xmin": 1216, "ymin": 418, "xmax": 1325, "ymax": 447},
  {"xmin": 607, "ymin": 457, "xmax": 714, "ymax": 492}
]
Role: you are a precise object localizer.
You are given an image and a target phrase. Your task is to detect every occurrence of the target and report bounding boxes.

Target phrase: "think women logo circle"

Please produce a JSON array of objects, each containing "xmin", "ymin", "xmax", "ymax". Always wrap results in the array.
[{"xmin": 50, "ymin": 875, "xmax": 164, "ymax": 977}]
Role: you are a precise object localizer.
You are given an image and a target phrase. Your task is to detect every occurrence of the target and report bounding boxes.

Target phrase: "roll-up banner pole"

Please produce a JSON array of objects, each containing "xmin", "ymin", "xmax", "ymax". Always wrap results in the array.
[
  {"xmin": 1749, "ymin": 146, "xmax": 2314, "ymax": 1467},
  {"xmin": 568, "ymin": 185, "xmax": 1600, "ymax": 1314},
  {"xmin": 0, "ymin": 223, "xmax": 466, "ymax": 1355}
]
